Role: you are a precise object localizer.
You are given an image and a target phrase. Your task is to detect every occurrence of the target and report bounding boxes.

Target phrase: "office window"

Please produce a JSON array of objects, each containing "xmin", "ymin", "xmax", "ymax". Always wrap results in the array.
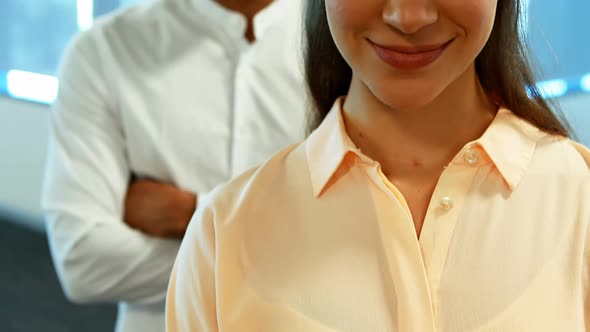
[
  {"xmin": 0, "ymin": 0, "xmax": 139, "ymax": 103},
  {"xmin": 528, "ymin": 1, "xmax": 590, "ymax": 82},
  {"xmin": 0, "ymin": 1, "xmax": 76, "ymax": 76}
]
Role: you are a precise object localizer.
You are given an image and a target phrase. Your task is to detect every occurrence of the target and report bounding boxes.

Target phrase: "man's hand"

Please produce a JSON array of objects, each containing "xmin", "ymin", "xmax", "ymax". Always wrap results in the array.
[{"xmin": 123, "ymin": 179, "xmax": 197, "ymax": 239}]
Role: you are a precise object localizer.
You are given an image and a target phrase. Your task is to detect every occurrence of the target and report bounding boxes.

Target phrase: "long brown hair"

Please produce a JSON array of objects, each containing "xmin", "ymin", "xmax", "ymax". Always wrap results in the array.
[{"xmin": 304, "ymin": 0, "xmax": 572, "ymax": 137}]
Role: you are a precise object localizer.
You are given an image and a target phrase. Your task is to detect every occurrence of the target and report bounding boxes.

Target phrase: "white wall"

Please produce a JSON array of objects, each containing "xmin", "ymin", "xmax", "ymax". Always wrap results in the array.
[
  {"xmin": 0, "ymin": 92, "xmax": 588, "ymax": 231},
  {"xmin": 0, "ymin": 96, "xmax": 49, "ymax": 231}
]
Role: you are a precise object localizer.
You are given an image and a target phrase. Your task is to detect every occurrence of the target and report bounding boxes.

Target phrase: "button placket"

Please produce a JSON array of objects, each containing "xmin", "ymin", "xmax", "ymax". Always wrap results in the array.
[
  {"xmin": 366, "ymin": 167, "xmax": 438, "ymax": 331},
  {"xmin": 418, "ymin": 162, "xmax": 480, "ymax": 330},
  {"xmin": 432, "ymin": 289, "xmax": 441, "ymax": 329}
]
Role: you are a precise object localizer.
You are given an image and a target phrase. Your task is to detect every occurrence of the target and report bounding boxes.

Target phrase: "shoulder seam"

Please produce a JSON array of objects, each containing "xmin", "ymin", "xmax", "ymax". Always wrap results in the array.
[{"xmin": 566, "ymin": 139, "xmax": 590, "ymax": 169}]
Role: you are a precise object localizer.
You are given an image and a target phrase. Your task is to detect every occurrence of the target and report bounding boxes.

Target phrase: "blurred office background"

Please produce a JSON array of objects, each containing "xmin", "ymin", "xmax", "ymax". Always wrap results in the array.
[{"xmin": 1, "ymin": 0, "xmax": 590, "ymax": 331}]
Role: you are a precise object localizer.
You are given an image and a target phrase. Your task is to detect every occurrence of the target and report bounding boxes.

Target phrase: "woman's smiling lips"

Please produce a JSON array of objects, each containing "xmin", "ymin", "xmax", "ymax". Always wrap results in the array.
[{"xmin": 369, "ymin": 39, "xmax": 454, "ymax": 70}]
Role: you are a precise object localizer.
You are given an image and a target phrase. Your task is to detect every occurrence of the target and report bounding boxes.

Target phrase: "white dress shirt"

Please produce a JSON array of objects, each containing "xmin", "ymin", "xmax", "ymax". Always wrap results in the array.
[{"xmin": 41, "ymin": 0, "xmax": 306, "ymax": 331}]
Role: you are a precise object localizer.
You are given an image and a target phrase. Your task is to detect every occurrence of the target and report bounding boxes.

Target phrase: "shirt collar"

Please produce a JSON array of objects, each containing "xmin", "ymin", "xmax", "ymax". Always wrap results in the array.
[
  {"xmin": 306, "ymin": 98, "xmax": 545, "ymax": 197},
  {"xmin": 476, "ymin": 107, "xmax": 543, "ymax": 190},
  {"xmin": 187, "ymin": 0, "xmax": 287, "ymax": 40},
  {"xmin": 306, "ymin": 98, "xmax": 364, "ymax": 198}
]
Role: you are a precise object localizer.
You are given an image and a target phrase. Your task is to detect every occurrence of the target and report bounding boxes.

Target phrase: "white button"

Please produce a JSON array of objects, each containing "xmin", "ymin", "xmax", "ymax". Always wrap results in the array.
[
  {"xmin": 439, "ymin": 197, "xmax": 454, "ymax": 211},
  {"xmin": 464, "ymin": 149, "xmax": 479, "ymax": 165}
]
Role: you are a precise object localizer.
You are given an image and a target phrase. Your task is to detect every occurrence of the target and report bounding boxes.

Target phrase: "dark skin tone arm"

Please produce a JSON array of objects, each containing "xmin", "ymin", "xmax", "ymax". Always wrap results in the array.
[
  {"xmin": 123, "ymin": 0, "xmax": 273, "ymax": 238},
  {"xmin": 124, "ymin": 179, "xmax": 197, "ymax": 239}
]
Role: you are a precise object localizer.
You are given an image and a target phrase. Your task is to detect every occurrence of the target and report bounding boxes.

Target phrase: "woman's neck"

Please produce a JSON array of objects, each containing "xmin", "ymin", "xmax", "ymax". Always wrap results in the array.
[{"xmin": 342, "ymin": 65, "xmax": 498, "ymax": 175}]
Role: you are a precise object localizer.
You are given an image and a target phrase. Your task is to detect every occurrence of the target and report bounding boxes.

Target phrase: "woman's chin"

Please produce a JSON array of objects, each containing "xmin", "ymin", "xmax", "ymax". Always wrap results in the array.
[{"xmin": 375, "ymin": 92, "xmax": 439, "ymax": 112}]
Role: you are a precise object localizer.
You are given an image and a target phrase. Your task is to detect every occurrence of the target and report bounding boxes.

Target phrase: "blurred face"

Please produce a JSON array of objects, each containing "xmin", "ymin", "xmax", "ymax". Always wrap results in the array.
[{"xmin": 325, "ymin": 0, "xmax": 498, "ymax": 110}]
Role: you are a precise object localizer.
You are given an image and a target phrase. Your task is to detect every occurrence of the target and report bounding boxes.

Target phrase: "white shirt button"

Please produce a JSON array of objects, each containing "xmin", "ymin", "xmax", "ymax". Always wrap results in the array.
[
  {"xmin": 464, "ymin": 148, "xmax": 479, "ymax": 165},
  {"xmin": 439, "ymin": 197, "xmax": 454, "ymax": 211}
]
